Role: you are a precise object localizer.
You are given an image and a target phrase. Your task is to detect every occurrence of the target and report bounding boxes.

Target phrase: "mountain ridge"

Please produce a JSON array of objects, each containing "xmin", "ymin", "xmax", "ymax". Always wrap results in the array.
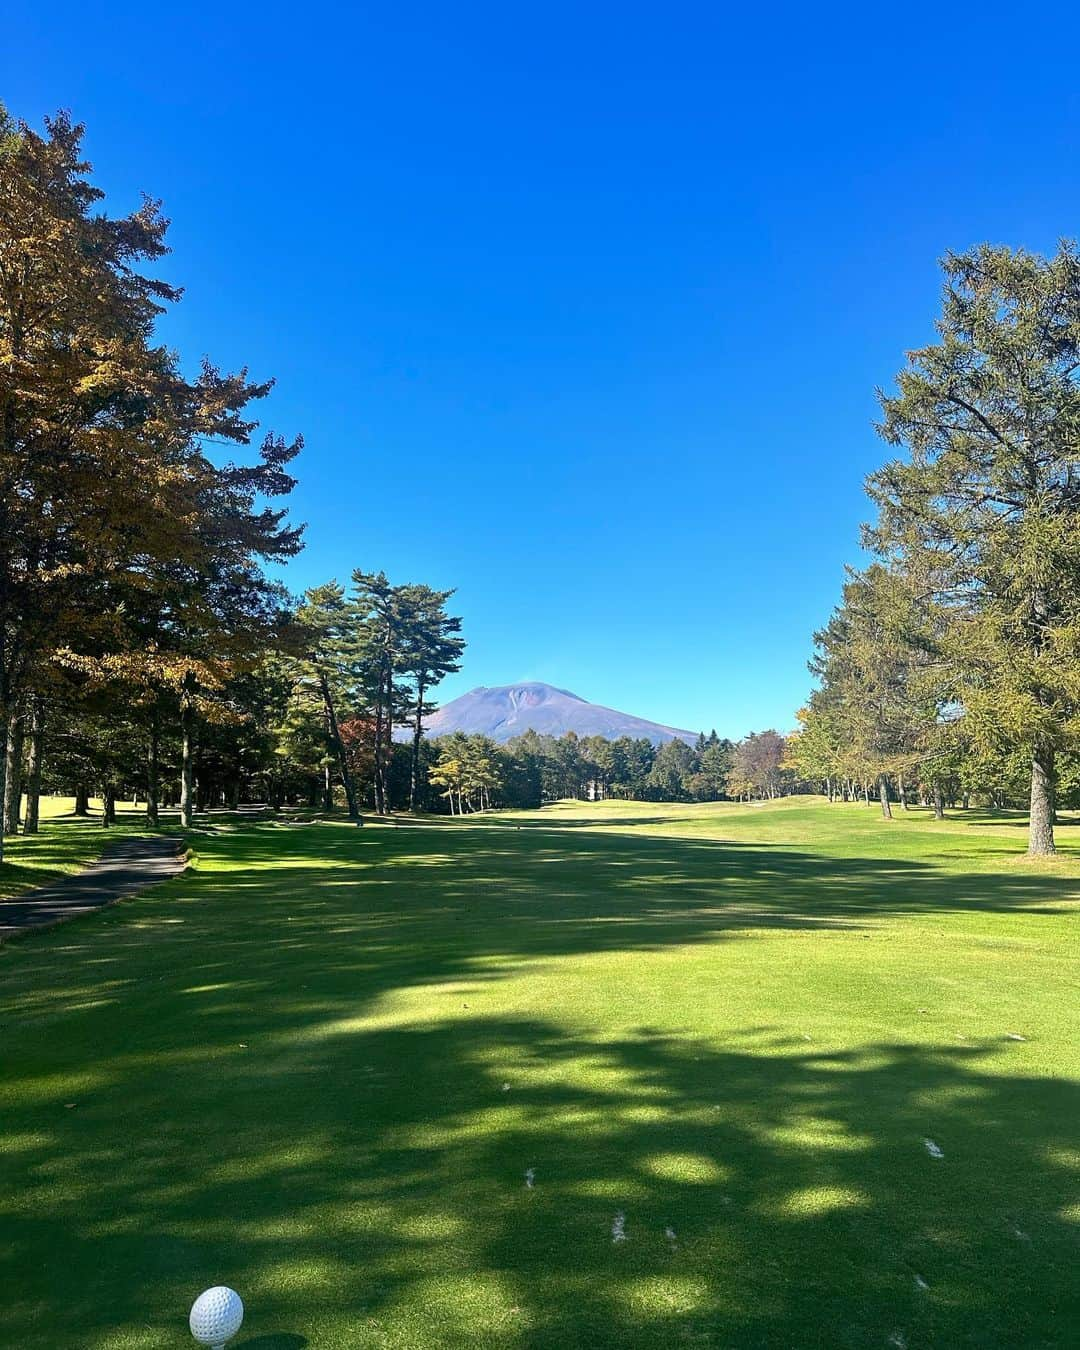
[{"xmin": 411, "ymin": 682, "xmax": 700, "ymax": 746}]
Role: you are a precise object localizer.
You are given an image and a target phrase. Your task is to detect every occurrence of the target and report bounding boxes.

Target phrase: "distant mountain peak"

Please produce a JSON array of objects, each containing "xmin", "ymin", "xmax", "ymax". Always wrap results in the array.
[
  {"xmin": 475, "ymin": 681, "xmax": 587, "ymax": 702},
  {"xmin": 412, "ymin": 681, "xmax": 699, "ymax": 746}
]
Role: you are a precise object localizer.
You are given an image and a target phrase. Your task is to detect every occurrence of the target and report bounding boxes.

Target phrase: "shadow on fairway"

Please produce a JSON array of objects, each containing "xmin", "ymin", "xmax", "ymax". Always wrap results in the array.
[
  {"xmin": 235, "ymin": 1337, "xmax": 307, "ymax": 1348},
  {"xmin": 2, "ymin": 1017, "xmax": 1075, "ymax": 1346},
  {"xmin": 188, "ymin": 816, "xmax": 1079, "ymax": 943},
  {"xmin": 1, "ymin": 818, "xmax": 1077, "ymax": 1347}
]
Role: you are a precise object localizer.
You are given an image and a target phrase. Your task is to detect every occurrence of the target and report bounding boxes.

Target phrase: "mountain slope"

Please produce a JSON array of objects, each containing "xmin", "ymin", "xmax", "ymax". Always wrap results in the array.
[{"xmin": 413, "ymin": 682, "xmax": 699, "ymax": 746}]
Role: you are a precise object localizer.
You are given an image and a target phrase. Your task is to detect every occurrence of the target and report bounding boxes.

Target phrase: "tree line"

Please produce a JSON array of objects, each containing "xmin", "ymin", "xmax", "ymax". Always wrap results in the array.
[
  {"xmin": 422, "ymin": 728, "xmax": 805, "ymax": 813},
  {"xmin": 789, "ymin": 243, "xmax": 1080, "ymax": 854}
]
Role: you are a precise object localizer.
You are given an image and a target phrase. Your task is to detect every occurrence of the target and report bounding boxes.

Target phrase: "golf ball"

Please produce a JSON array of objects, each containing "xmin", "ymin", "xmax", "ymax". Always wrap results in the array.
[{"xmin": 189, "ymin": 1286, "xmax": 244, "ymax": 1345}]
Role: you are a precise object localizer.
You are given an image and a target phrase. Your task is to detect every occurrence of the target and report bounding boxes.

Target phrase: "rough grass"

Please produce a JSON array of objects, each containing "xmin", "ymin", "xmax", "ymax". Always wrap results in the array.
[{"xmin": 1, "ymin": 799, "xmax": 1078, "ymax": 1348}]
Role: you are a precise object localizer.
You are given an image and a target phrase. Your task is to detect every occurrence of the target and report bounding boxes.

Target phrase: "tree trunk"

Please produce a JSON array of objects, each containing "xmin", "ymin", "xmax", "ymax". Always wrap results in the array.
[
  {"xmin": 376, "ymin": 659, "xmax": 392, "ymax": 815},
  {"xmin": 898, "ymin": 772, "xmax": 908, "ymax": 810},
  {"xmin": 878, "ymin": 774, "xmax": 892, "ymax": 820},
  {"xmin": 180, "ymin": 691, "xmax": 195, "ymax": 829},
  {"xmin": 317, "ymin": 670, "xmax": 360, "ymax": 821},
  {"xmin": 146, "ymin": 708, "xmax": 160, "ymax": 827},
  {"xmin": 1028, "ymin": 743, "xmax": 1056, "ymax": 856},
  {"xmin": 933, "ymin": 784, "xmax": 945, "ymax": 820},
  {"xmin": 4, "ymin": 710, "xmax": 25, "ymax": 835},
  {"xmin": 0, "ymin": 715, "xmax": 7, "ymax": 864},
  {"xmin": 322, "ymin": 763, "xmax": 333, "ymax": 812},
  {"xmin": 101, "ymin": 783, "xmax": 116, "ymax": 827},
  {"xmin": 409, "ymin": 675, "xmax": 426, "ymax": 812},
  {"xmin": 74, "ymin": 783, "xmax": 90, "ymax": 816},
  {"xmin": 372, "ymin": 661, "xmax": 386, "ymax": 816},
  {"xmin": 23, "ymin": 697, "xmax": 43, "ymax": 834}
]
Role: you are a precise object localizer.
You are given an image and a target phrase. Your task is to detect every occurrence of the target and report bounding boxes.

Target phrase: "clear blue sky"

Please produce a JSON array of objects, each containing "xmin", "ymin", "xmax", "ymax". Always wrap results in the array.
[{"xmin": 5, "ymin": 3, "xmax": 1080, "ymax": 737}]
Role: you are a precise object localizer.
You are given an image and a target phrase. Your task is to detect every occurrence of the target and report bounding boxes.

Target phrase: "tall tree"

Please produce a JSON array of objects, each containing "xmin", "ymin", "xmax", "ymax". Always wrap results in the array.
[
  {"xmin": 787, "ymin": 705, "xmax": 843, "ymax": 801},
  {"xmin": 351, "ymin": 572, "xmax": 411, "ymax": 815},
  {"xmin": 867, "ymin": 243, "xmax": 1080, "ymax": 854},
  {"xmin": 295, "ymin": 583, "xmax": 365, "ymax": 819},
  {"xmin": 809, "ymin": 566, "xmax": 939, "ymax": 819},
  {"xmin": 646, "ymin": 738, "xmax": 695, "ymax": 801},
  {"xmin": 0, "ymin": 108, "xmax": 302, "ymax": 852},
  {"xmin": 727, "ymin": 730, "xmax": 788, "ymax": 800},
  {"xmin": 0, "ymin": 109, "xmax": 171, "ymax": 856},
  {"xmin": 399, "ymin": 585, "xmax": 465, "ymax": 811}
]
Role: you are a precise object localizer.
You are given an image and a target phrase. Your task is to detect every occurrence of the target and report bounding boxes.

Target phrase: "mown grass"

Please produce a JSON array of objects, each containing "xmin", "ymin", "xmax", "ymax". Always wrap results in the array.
[
  {"xmin": 0, "ymin": 799, "xmax": 1077, "ymax": 1348},
  {"xmin": 0, "ymin": 797, "xmax": 130, "ymax": 901}
]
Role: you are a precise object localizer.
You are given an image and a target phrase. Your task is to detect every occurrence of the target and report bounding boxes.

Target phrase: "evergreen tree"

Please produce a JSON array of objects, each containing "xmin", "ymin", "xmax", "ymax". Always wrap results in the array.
[
  {"xmin": 646, "ymin": 739, "xmax": 695, "ymax": 801},
  {"xmin": 295, "ymin": 583, "xmax": 367, "ymax": 818},
  {"xmin": 398, "ymin": 585, "xmax": 464, "ymax": 811},
  {"xmin": 866, "ymin": 243, "xmax": 1080, "ymax": 853}
]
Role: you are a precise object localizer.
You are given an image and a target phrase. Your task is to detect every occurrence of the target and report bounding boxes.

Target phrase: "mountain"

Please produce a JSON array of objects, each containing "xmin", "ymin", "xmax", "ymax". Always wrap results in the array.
[{"xmin": 411, "ymin": 682, "xmax": 700, "ymax": 746}]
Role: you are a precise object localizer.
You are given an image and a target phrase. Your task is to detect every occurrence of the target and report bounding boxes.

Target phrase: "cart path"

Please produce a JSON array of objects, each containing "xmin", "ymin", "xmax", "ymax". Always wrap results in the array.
[{"xmin": 0, "ymin": 835, "xmax": 186, "ymax": 939}]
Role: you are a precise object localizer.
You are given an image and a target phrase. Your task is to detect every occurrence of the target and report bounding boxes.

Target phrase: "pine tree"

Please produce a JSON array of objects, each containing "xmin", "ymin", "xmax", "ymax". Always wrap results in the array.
[
  {"xmin": 398, "ymin": 585, "xmax": 464, "ymax": 811},
  {"xmin": 351, "ymin": 572, "xmax": 416, "ymax": 815},
  {"xmin": 295, "ymin": 583, "xmax": 367, "ymax": 818}
]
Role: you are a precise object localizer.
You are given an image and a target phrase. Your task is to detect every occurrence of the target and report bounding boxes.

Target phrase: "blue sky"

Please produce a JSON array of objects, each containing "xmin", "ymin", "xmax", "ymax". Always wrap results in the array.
[{"xmin": 5, "ymin": 3, "xmax": 1080, "ymax": 737}]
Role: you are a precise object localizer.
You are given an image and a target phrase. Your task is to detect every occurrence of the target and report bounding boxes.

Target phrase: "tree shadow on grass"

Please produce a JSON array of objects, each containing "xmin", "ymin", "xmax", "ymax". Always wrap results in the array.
[
  {"xmin": 1, "ymin": 1012, "xmax": 1076, "ymax": 1347},
  {"xmin": 483, "ymin": 814, "xmax": 681, "ymax": 829},
  {"xmin": 950, "ymin": 808, "xmax": 1080, "ymax": 831},
  {"xmin": 194, "ymin": 815, "xmax": 1080, "ymax": 931},
  {"xmin": 1, "ymin": 819, "xmax": 1078, "ymax": 1346},
  {"xmin": 5, "ymin": 816, "xmax": 1074, "ymax": 1029}
]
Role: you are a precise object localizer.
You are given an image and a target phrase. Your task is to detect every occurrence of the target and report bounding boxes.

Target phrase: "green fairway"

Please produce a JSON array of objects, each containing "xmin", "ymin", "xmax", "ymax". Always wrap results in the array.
[{"xmin": 1, "ymin": 800, "xmax": 1078, "ymax": 1348}]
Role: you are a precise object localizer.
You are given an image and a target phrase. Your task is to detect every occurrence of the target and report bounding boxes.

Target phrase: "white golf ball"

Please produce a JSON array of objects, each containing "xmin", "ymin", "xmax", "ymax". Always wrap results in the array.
[{"xmin": 189, "ymin": 1286, "xmax": 244, "ymax": 1346}]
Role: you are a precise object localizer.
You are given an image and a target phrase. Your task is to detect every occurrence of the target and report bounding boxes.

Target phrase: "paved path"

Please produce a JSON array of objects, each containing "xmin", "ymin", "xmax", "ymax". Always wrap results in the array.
[{"xmin": 0, "ymin": 836, "xmax": 186, "ymax": 939}]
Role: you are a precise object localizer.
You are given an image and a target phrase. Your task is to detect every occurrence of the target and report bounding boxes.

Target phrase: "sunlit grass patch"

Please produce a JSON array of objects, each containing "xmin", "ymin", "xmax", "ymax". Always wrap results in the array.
[
  {"xmin": 641, "ymin": 1152, "xmax": 728, "ymax": 1184},
  {"xmin": 771, "ymin": 1184, "xmax": 869, "ymax": 1218}
]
